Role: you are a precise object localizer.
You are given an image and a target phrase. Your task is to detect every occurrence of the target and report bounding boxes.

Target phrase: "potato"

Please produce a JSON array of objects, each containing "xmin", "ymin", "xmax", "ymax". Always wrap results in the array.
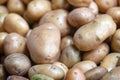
[
  {"xmin": 85, "ymin": 66, "xmax": 108, "ymax": 80},
  {"xmin": 0, "ymin": 0, "xmax": 7, "ymax": 4},
  {"xmin": 27, "ymin": 23, "xmax": 61, "ymax": 64},
  {"xmin": 61, "ymin": 36, "xmax": 73, "ymax": 51},
  {"xmin": 101, "ymin": 67, "xmax": 120, "ymax": 80},
  {"xmin": 4, "ymin": 53, "xmax": 31, "ymax": 75},
  {"xmin": 100, "ymin": 53, "xmax": 120, "ymax": 71},
  {"xmin": 26, "ymin": 0, "xmax": 52, "ymax": 21},
  {"xmin": 0, "ymin": 64, "xmax": 5, "ymax": 80},
  {"xmin": 39, "ymin": 9, "xmax": 71, "ymax": 37},
  {"xmin": 60, "ymin": 45, "xmax": 81, "ymax": 68},
  {"xmin": 94, "ymin": 0, "xmax": 117, "ymax": 13},
  {"xmin": 7, "ymin": 75, "xmax": 28, "ymax": 80},
  {"xmin": 73, "ymin": 60, "xmax": 97, "ymax": 73},
  {"xmin": 0, "ymin": 32, "xmax": 8, "ymax": 53},
  {"xmin": 83, "ymin": 43, "xmax": 109, "ymax": 64},
  {"xmin": 67, "ymin": 0, "xmax": 93, "ymax": 7},
  {"xmin": 73, "ymin": 14, "xmax": 116, "ymax": 51},
  {"xmin": 0, "ymin": 5, "xmax": 8, "ymax": 14},
  {"xmin": 64, "ymin": 67, "xmax": 86, "ymax": 80},
  {"xmin": 3, "ymin": 13, "xmax": 29, "ymax": 36},
  {"xmin": 30, "ymin": 74, "xmax": 54, "ymax": 80},
  {"xmin": 4, "ymin": 33, "xmax": 27, "ymax": 56},
  {"xmin": 7, "ymin": 0, "xmax": 25, "ymax": 15},
  {"xmin": 68, "ymin": 7, "xmax": 95, "ymax": 28},
  {"xmin": 28, "ymin": 64, "xmax": 65, "ymax": 80}
]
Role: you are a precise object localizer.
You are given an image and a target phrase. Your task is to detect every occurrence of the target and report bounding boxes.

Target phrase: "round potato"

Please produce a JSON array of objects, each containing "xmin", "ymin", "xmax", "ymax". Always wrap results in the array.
[
  {"xmin": 4, "ymin": 33, "xmax": 27, "ymax": 56},
  {"xmin": 0, "ymin": 64, "xmax": 5, "ymax": 80},
  {"xmin": 0, "ymin": 0, "xmax": 7, "ymax": 4},
  {"xmin": 4, "ymin": 53, "xmax": 31, "ymax": 76},
  {"xmin": 27, "ymin": 23, "xmax": 61, "ymax": 64},
  {"xmin": 3, "ymin": 13, "xmax": 29, "ymax": 36},
  {"xmin": 73, "ymin": 60, "xmax": 97, "ymax": 73},
  {"xmin": 83, "ymin": 43, "xmax": 109, "ymax": 64},
  {"xmin": 28, "ymin": 64, "xmax": 65, "ymax": 80},
  {"xmin": 0, "ymin": 5, "xmax": 8, "ymax": 14},
  {"xmin": 7, "ymin": 75, "xmax": 29, "ymax": 80},
  {"xmin": 68, "ymin": 7, "xmax": 95, "ymax": 28},
  {"xmin": 39, "ymin": 9, "xmax": 71, "ymax": 37},
  {"xmin": 73, "ymin": 14, "xmax": 116, "ymax": 51}
]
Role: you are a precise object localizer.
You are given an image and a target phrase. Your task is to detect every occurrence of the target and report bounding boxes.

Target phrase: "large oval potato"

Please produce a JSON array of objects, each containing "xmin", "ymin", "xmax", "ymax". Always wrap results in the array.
[
  {"xmin": 27, "ymin": 23, "xmax": 61, "ymax": 64},
  {"xmin": 73, "ymin": 14, "xmax": 116, "ymax": 51}
]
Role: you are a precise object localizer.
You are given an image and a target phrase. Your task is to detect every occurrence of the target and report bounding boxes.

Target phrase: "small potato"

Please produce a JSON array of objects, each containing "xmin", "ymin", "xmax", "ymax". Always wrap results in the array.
[
  {"xmin": 101, "ymin": 67, "xmax": 120, "ymax": 80},
  {"xmin": 67, "ymin": 0, "xmax": 93, "ymax": 7},
  {"xmin": 28, "ymin": 64, "xmax": 65, "ymax": 80},
  {"xmin": 83, "ymin": 43, "xmax": 109, "ymax": 64},
  {"xmin": 60, "ymin": 45, "xmax": 81, "ymax": 68},
  {"xmin": 100, "ymin": 53, "xmax": 120, "ymax": 71},
  {"xmin": 39, "ymin": 9, "xmax": 71, "ymax": 37},
  {"xmin": 73, "ymin": 14, "xmax": 116, "ymax": 51},
  {"xmin": 94, "ymin": 0, "xmax": 117, "ymax": 13},
  {"xmin": 4, "ymin": 53, "xmax": 31, "ymax": 75},
  {"xmin": 73, "ymin": 60, "xmax": 97, "ymax": 73},
  {"xmin": 7, "ymin": 0, "xmax": 25, "ymax": 15},
  {"xmin": 4, "ymin": 33, "xmax": 27, "ymax": 56},
  {"xmin": 64, "ymin": 67, "xmax": 86, "ymax": 80},
  {"xmin": 0, "ymin": 64, "xmax": 5, "ymax": 80},
  {"xmin": 85, "ymin": 66, "xmax": 108, "ymax": 80},
  {"xmin": 68, "ymin": 7, "xmax": 95, "ymax": 28},
  {"xmin": 0, "ymin": 5, "xmax": 8, "ymax": 14},
  {"xmin": 61, "ymin": 36, "xmax": 73, "ymax": 51},
  {"xmin": 7, "ymin": 75, "xmax": 28, "ymax": 80},
  {"xmin": 3, "ymin": 13, "xmax": 29, "ymax": 36},
  {"xmin": 26, "ymin": 0, "xmax": 52, "ymax": 21},
  {"xmin": 0, "ymin": 0, "xmax": 7, "ymax": 4},
  {"xmin": 27, "ymin": 23, "xmax": 61, "ymax": 64}
]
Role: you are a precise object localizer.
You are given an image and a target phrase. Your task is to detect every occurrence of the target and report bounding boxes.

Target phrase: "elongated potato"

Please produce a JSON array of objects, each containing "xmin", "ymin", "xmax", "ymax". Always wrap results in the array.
[
  {"xmin": 83, "ymin": 43, "xmax": 109, "ymax": 64},
  {"xmin": 73, "ymin": 14, "xmax": 116, "ymax": 51},
  {"xmin": 27, "ymin": 23, "xmax": 61, "ymax": 64},
  {"xmin": 28, "ymin": 64, "xmax": 65, "ymax": 80}
]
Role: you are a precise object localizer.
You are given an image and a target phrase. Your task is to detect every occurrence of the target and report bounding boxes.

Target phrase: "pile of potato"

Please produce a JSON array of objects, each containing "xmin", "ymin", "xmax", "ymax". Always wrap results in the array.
[{"xmin": 1, "ymin": 0, "xmax": 120, "ymax": 80}]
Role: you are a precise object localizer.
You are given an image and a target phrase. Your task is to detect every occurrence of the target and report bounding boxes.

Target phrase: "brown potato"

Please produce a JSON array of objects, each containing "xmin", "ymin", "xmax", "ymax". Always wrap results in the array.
[
  {"xmin": 3, "ymin": 13, "xmax": 29, "ymax": 36},
  {"xmin": 0, "ymin": 64, "xmax": 5, "ymax": 80},
  {"xmin": 67, "ymin": 0, "xmax": 93, "ymax": 7},
  {"xmin": 64, "ymin": 67, "xmax": 86, "ymax": 80},
  {"xmin": 94, "ymin": 0, "xmax": 117, "ymax": 13},
  {"xmin": 73, "ymin": 14, "xmax": 116, "ymax": 51},
  {"xmin": 4, "ymin": 53, "xmax": 31, "ymax": 75},
  {"xmin": 68, "ymin": 7, "xmax": 95, "ymax": 28},
  {"xmin": 28, "ymin": 64, "xmax": 65, "ymax": 80},
  {"xmin": 0, "ymin": 5, "xmax": 8, "ymax": 14},
  {"xmin": 7, "ymin": 0, "xmax": 25, "ymax": 15},
  {"xmin": 7, "ymin": 75, "xmax": 28, "ymax": 80},
  {"xmin": 60, "ymin": 45, "xmax": 81, "ymax": 68},
  {"xmin": 0, "ymin": 0, "xmax": 7, "ymax": 4},
  {"xmin": 27, "ymin": 23, "xmax": 61, "ymax": 64},
  {"xmin": 83, "ymin": 43, "xmax": 109, "ymax": 64},
  {"xmin": 26, "ymin": 0, "xmax": 52, "ymax": 21},
  {"xmin": 4, "ymin": 33, "xmax": 27, "ymax": 56},
  {"xmin": 85, "ymin": 66, "xmax": 108, "ymax": 80},
  {"xmin": 73, "ymin": 60, "xmax": 97, "ymax": 73},
  {"xmin": 39, "ymin": 9, "xmax": 71, "ymax": 37}
]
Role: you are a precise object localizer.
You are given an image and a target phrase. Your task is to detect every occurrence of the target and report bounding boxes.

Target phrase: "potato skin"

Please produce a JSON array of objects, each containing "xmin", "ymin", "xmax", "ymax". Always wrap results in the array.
[
  {"xmin": 73, "ymin": 14, "xmax": 116, "ymax": 51},
  {"xmin": 0, "ymin": 5, "xmax": 8, "ymax": 14},
  {"xmin": 27, "ymin": 23, "xmax": 61, "ymax": 64},
  {"xmin": 68, "ymin": 7, "xmax": 95, "ymax": 28},
  {"xmin": 83, "ymin": 43, "xmax": 109, "ymax": 64},
  {"xmin": 7, "ymin": 75, "xmax": 29, "ymax": 80}
]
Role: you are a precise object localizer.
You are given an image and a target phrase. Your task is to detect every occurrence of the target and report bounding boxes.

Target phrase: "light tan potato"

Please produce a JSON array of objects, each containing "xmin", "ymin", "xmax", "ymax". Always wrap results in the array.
[
  {"xmin": 28, "ymin": 64, "xmax": 65, "ymax": 80},
  {"xmin": 0, "ymin": 5, "xmax": 8, "ymax": 14},
  {"xmin": 85, "ymin": 66, "xmax": 108, "ymax": 80},
  {"xmin": 100, "ymin": 53, "xmax": 120, "ymax": 71},
  {"xmin": 67, "ymin": 0, "xmax": 93, "ymax": 7},
  {"xmin": 4, "ymin": 33, "xmax": 27, "ymax": 56},
  {"xmin": 0, "ymin": 0, "xmax": 7, "ymax": 4},
  {"xmin": 0, "ymin": 64, "xmax": 5, "ymax": 80},
  {"xmin": 3, "ymin": 13, "xmax": 29, "ymax": 36},
  {"xmin": 26, "ymin": 0, "xmax": 52, "ymax": 21},
  {"xmin": 83, "ymin": 43, "xmax": 109, "ymax": 64},
  {"xmin": 60, "ymin": 45, "xmax": 81, "ymax": 68},
  {"xmin": 64, "ymin": 67, "xmax": 86, "ymax": 80},
  {"xmin": 7, "ymin": 75, "xmax": 29, "ymax": 80},
  {"xmin": 94, "ymin": 0, "xmax": 117, "ymax": 13},
  {"xmin": 73, "ymin": 14, "xmax": 116, "ymax": 51},
  {"xmin": 73, "ymin": 60, "xmax": 97, "ymax": 73},
  {"xmin": 4, "ymin": 53, "xmax": 31, "ymax": 75},
  {"xmin": 27, "ymin": 23, "xmax": 61, "ymax": 64},
  {"xmin": 101, "ymin": 67, "xmax": 120, "ymax": 80},
  {"xmin": 7, "ymin": 0, "xmax": 25, "ymax": 15},
  {"xmin": 68, "ymin": 7, "xmax": 95, "ymax": 28},
  {"xmin": 39, "ymin": 9, "xmax": 71, "ymax": 37}
]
